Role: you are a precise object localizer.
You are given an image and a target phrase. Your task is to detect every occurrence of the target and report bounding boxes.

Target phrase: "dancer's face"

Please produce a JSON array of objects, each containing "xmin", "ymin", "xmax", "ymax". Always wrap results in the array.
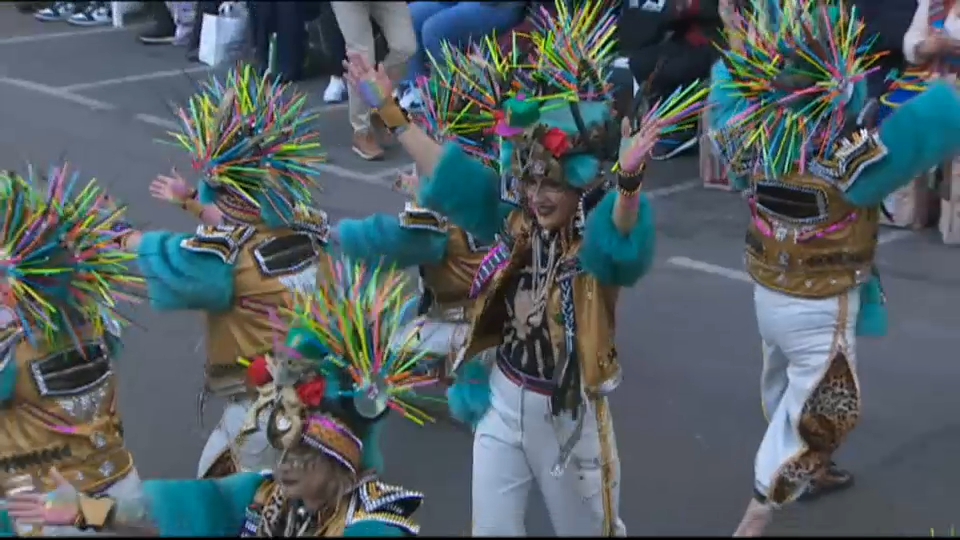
[
  {"xmin": 521, "ymin": 177, "xmax": 579, "ymax": 231},
  {"xmin": 277, "ymin": 447, "xmax": 351, "ymax": 511}
]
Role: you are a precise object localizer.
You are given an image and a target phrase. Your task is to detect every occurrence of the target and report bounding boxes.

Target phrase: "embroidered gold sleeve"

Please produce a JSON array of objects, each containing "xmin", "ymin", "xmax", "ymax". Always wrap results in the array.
[
  {"xmin": 810, "ymin": 128, "xmax": 889, "ymax": 191},
  {"xmin": 179, "ymin": 225, "xmax": 256, "ymax": 264},
  {"xmin": 398, "ymin": 202, "xmax": 449, "ymax": 234}
]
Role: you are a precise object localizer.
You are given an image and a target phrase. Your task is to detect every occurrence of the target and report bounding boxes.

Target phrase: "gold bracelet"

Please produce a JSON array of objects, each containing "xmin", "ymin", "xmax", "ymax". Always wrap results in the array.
[
  {"xmin": 375, "ymin": 101, "xmax": 410, "ymax": 130},
  {"xmin": 618, "ymin": 162, "xmax": 646, "ymax": 178},
  {"xmin": 617, "ymin": 183, "xmax": 643, "ymax": 197},
  {"xmin": 182, "ymin": 198, "xmax": 206, "ymax": 218}
]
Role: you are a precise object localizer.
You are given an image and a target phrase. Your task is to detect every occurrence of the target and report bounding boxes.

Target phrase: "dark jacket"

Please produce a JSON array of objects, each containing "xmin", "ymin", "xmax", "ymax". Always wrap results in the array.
[
  {"xmin": 618, "ymin": 0, "xmax": 722, "ymax": 53},
  {"xmin": 852, "ymin": 0, "xmax": 916, "ymax": 98}
]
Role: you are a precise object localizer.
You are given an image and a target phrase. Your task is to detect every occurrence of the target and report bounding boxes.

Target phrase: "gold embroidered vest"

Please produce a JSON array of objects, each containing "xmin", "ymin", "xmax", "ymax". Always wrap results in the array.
[
  {"xmin": 181, "ymin": 210, "xmax": 332, "ymax": 397},
  {"xmin": 0, "ymin": 322, "xmax": 131, "ymax": 494}
]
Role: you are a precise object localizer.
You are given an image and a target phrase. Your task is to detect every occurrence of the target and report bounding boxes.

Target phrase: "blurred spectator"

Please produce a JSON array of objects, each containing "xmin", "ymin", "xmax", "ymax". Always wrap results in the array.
[
  {"xmin": 853, "ymin": 0, "xmax": 914, "ymax": 98},
  {"xmin": 903, "ymin": 0, "xmax": 960, "ymax": 69},
  {"xmin": 184, "ymin": 2, "xmax": 226, "ymax": 62},
  {"xmin": 398, "ymin": 2, "xmax": 528, "ymax": 110},
  {"xmin": 34, "ymin": 1, "xmax": 112, "ymax": 26},
  {"xmin": 166, "ymin": 2, "xmax": 198, "ymax": 47},
  {"xmin": 248, "ymin": 2, "xmax": 321, "ymax": 83},
  {"xmin": 621, "ymin": 0, "xmax": 721, "ymax": 161},
  {"xmin": 15, "ymin": 2, "xmax": 50, "ymax": 13},
  {"xmin": 310, "ymin": 3, "xmax": 349, "ymax": 103},
  {"xmin": 331, "ymin": 1, "xmax": 417, "ymax": 161},
  {"xmin": 138, "ymin": 2, "xmax": 177, "ymax": 44}
]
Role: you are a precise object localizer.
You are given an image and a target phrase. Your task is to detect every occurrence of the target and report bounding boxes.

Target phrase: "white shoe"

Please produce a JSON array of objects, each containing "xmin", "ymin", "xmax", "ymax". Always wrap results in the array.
[
  {"xmin": 323, "ymin": 77, "xmax": 346, "ymax": 103},
  {"xmin": 399, "ymin": 88, "xmax": 424, "ymax": 111}
]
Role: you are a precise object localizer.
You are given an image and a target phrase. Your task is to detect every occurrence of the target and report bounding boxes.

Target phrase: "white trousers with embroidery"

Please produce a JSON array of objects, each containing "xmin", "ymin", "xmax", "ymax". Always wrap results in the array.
[
  {"xmin": 471, "ymin": 364, "xmax": 627, "ymax": 536},
  {"xmin": 753, "ymin": 284, "xmax": 862, "ymax": 505},
  {"xmin": 197, "ymin": 396, "xmax": 280, "ymax": 478},
  {"xmin": 11, "ymin": 469, "xmax": 143, "ymax": 536}
]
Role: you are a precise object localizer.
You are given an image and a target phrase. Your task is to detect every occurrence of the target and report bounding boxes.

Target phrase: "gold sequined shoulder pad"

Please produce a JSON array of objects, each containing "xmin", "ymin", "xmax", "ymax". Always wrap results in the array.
[
  {"xmin": 345, "ymin": 479, "xmax": 423, "ymax": 535},
  {"xmin": 398, "ymin": 201, "xmax": 448, "ymax": 234},
  {"xmin": 810, "ymin": 128, "xmax": 888, "ymax": 191},
  {"xmin": 179, "ymin": 224, "xmax": 256, "ymax": 264},
  {"xmin": 291, "ymin": 206, "xmax": 331, "ymax": 243}
]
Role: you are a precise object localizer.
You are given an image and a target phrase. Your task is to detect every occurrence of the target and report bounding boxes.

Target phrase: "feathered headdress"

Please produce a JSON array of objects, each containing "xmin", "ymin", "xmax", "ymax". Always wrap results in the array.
[
  {"xmin": 0, "ymin": 165, "xmax": 142, "ymax": 349},
  {"xmin": 241, "ymin": 258, "xmax": 437, "ymax": 474},
  {"xmin": 166, "ymin": 64, "xmax": 325, "ymax": 225},
  {"xmin": 714, "ymin": 0, "xmax": 885, "ymax": 177}
]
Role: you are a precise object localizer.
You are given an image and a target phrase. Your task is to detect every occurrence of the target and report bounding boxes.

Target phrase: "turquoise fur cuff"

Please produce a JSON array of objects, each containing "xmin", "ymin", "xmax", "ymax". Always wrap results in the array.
[
  {"xmin": 581, "ymin": 191, "xmax": 656, "ymax": 287},
  {"xmin": 446, "ymin": 358, "xmax": 492, "ymax": 429}
]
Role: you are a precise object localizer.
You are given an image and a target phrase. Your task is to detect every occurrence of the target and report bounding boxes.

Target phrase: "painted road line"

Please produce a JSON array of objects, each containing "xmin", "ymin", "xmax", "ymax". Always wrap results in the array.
[
  {"xmin": 666, "ymin": 256, "xmax": 752, "ymax": 283},
  {"xmin": 0, "ymin": 77, "xmax": 115, "ymax": 110},
  {"xmin": 0, "ymin": 24, "xmax": 143, "ymax": 46},
  {"xmin": 877, "ymin": 229, "xmax": 915, "ymax": 245},
  {"xmin": 60, "ymin": 66, "xmax": 212, "ymax": 92}
]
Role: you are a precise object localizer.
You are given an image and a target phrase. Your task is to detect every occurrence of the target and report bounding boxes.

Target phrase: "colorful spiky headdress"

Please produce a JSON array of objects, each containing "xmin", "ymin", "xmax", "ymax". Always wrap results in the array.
[
  {"xmin": 713, "ymin": 0, "xmax": 885, "ymax": 178},
  {"xmin": 241, "ymin": 258, "xmax": 436, "ymax": 474},
  {"xmin": 167, "ymin": 64, "xmax": 325, "ymax": 226},
  {"xmin": 0, "ymin": 165, "xmax": 142, "ymax": 349}
]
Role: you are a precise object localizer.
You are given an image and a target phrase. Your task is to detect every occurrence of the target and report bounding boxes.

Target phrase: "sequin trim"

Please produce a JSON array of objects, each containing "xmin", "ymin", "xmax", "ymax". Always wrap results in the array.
[
  {"xmin": 809, "ymin": 129, "xmax": 888, "ymax": 190},
  {"xmin": 346, "ymin": 480, "xmax": 423, "ymax": 535},
  {"xmin": 179, "ymin": 225, "xmax": 256, "ymax": 264},
  {"xmin": 398, "ymin": 202, "xmax": 448, "ymax": 233}
]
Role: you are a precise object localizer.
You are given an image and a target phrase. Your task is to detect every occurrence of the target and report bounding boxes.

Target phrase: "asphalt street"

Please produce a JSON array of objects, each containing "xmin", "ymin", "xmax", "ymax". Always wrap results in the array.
[{"xmin": 2, "ymin": 8, "xmax": 960, "ymax": 536}]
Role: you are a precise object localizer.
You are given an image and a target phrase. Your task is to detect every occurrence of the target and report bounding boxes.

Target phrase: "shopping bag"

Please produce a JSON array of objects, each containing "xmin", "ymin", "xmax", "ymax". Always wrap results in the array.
[{"xmin": 198, "ymin": 3, "xmax": 249, "ymax": 67}]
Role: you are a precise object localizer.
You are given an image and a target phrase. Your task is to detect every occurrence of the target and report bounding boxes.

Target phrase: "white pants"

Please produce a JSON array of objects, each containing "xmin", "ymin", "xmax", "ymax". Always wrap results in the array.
[
  {"xmin": 8, "ymin": 468, "xmax": 143, "ymax": 536},
  {"xmin": 196, "ymin": 397, "xmax": 280, "ymax": 478},
  {"xmin": 753, "ymin": 284, "xmax": 862, "ymax": 505},
  {"xmin": 471, "ymin": 364, "xmax": 626, "ymax": 536}
]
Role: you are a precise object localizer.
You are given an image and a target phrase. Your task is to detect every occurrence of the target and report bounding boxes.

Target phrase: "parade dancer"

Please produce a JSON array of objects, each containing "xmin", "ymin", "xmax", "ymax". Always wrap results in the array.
[
  {"xmin": 707, "ymin": 1, "xmax": 960, "ymax": 535},
  {"xmin": 334, "ymin": 51, "xmax": 509, "ymax": 415},
  {"xmin": 113, "ymin": 64, "xmax": 331, "ymax": 480},
  {"xmin": 342, "ymin": 1, "xmax": 705, "ymax": 534},
  {"xmin": 0, "ymin": 167, "xmax": 145, "ymax": 536},
  {"xmin": 3, "ymin": 260, "xmax": 437, "ymax": 537}
]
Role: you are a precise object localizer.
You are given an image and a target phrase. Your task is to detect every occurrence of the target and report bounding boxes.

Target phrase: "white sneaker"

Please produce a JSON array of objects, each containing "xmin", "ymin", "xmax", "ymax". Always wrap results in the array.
[
  {"xmin": 67, "ymin": 2, "xmax": 111, "ymax": 26},
  {"xmin": 399, "ymin": 87, "xmax": 424, "ymax": 111},
  {"xmin": 35, "ymin": 1, "xmax": 77, "ymax": 21},
  {"xmin": 323, "ymin": 77, "xmax": 347, "ymax": 103}
]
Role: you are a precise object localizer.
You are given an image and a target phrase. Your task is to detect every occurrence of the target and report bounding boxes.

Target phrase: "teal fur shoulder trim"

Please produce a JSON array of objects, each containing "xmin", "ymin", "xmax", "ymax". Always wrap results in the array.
[
  {"xmin": 344, "ymin": 521, "xmax": 410, "ymax": 537},
  {"xmin": 845, "ymin": 81, "xmax": 960, "ymax": 208},
  {"xmin": 708, "ymin": 61, "xmax": 750, "ymax": 191},
  {"xmin": 856, "ymin": 276, "xmax": 887, "ymax": 337},
  {"xmin": 421, "ymin": 143, "xmax": 511, "ymax": 244},
  {"xmin": 142, "ymin": 472, "xmax": 265, "ymax": 537},
  {"xmin": 446, "ymin": 357, "xmax": 492, "ymax": 429},
  {"xmin": 137, "ymin": 230, "xmax": 235, "ymax": 312},
  {"xmin": 0, "ymin": 506, "xmax": 14, "ymax": 536},
  {"xmin": 337, "ymin": 214, "xmax": 448, "ymax": 270},
  {"xmin": 580, "ymin": 191, "xmax": 656, "ymax": 287}
]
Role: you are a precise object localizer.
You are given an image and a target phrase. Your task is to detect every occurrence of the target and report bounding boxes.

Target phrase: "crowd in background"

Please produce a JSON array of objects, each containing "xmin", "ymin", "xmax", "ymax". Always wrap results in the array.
[{"xmin": 7, "ymin": 1, "xmax": 925, "ymax": 165}]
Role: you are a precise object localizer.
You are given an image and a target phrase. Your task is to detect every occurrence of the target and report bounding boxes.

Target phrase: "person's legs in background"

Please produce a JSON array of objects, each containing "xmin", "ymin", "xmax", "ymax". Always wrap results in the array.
[
  {"xmin": 399, "ymin": 2, "xmax": 455, "ymax": 108},
  {"xmin": 631, "ymin": 38, "xmax": 716, "ymax": 161},
  {"xmin": 34, "ymin": 1, "xmax": 88, "ymax": 21},
  {"xmin": 315, "ymin": 2, "xmax": 348, "ymax": 103},
  {"xmin": 184, "ymin": 1, "xmax": 223, "ymax": 61},
  {"xmin": 332, "ymin": 1, "xmax": 416, "ymax": 161},
  {"xmin": 138, "ymin": 2, "xmax": 178, "ymax": 44},
  {"xmin": 66, "ymin": 0, "xmax": 112, "ymax": 26},
  {"xmin": 400, "ymin": 2, "xmax": 527, "ymax": 110}
]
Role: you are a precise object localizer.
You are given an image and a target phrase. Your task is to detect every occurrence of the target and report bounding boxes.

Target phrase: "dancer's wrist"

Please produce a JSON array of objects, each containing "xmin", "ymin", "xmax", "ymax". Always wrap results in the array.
[{"xmin": 377, "ymin": 99, "xmax": 410, "ymax": 131}]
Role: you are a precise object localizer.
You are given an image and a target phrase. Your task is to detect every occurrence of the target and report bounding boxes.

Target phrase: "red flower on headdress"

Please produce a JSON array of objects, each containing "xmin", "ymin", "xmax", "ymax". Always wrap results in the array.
[
  {"xmin": 296, "ymin": 378, "xmax": 327, "ymax": 408},
  {"xmin": 246, "ymin": 356, "xmax": 272, "ymax": 387},
  {"xmin": 541, "ymin": 128, "xmax": 571, "ymax": 158}
]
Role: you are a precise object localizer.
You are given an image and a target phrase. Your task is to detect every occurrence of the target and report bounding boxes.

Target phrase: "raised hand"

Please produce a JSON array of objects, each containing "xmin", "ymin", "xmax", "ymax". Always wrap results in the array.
[
  {"xmin": 5, "ymin": 468, "xmax": 79, "ymax": 527},
  {"xmin": 342, "ymin": 50, "xmax": 394, "ymax": 110},
  {"xmin": 393, "ymin": 171, "xmax": 419, "ymax": 196},
  {"xmin": 149, "ymin": 168, "xmax": 194, "ymax": 204},
  {"xmin": 618, "ymin": 116, "xmax": 661, "ymax": 175}
]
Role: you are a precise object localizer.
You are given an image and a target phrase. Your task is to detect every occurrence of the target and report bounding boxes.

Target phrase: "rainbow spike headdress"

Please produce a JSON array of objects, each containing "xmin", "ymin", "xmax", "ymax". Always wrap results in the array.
[
  {"xmin": 167, "ymin": 64, "xmax": 325, "ymax": 227},
  {"xmin": 240, "ymin": 258, "xmax": 437, "ymax": 475},
  {"xmin": 425, "ymin": 0, "xmax": 706, "ymax": 213},
  {"xmin": 0, "ymin": 165, "xmax": 143, "ymax": 403},
  {"xmin": 711, "ymin": 0, "xmax": 885, "ymax": 179}
]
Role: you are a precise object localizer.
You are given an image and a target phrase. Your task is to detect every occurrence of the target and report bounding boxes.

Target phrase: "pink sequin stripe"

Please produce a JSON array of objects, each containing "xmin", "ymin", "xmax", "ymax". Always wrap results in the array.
[{"xmin": 795, "ymin": 212, "xmax": 858, "ymax": 242}]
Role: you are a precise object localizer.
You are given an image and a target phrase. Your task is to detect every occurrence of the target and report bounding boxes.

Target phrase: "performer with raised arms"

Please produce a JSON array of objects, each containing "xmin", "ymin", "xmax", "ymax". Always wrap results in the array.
[
  {"xmin": 110, "ymin": 65, "xmax": 332, "ymax": 480},
  {"xmin": 342, "ymin": 1, "xmax": 706, "ymax": 534},
  {"xmin": 709, "ymin": 0, "xmax": 960, "ymax": 535}
]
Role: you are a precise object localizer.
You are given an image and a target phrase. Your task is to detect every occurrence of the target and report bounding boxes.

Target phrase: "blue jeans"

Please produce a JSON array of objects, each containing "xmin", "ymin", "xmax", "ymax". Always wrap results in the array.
[{"xmin": 405, "ymin": 2, "xmax": 527, "ymax": 85}]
